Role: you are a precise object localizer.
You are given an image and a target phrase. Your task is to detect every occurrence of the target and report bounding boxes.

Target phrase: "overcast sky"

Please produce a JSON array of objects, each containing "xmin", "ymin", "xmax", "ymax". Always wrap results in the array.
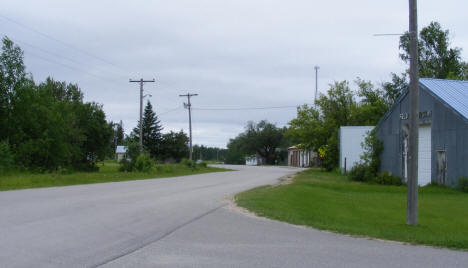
[{"xmin": 2, "ymin": 0, "xmax": 468, "ymax": 148}]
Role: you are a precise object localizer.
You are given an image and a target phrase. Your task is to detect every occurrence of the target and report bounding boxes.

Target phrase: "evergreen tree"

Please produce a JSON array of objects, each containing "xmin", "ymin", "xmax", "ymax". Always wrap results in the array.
[
  {"xmin": 132, "ymin": 101, "xmax": 163, "ymax": 158},
  {"xmin": 116, "ymin": 121, "xmax": 124, "ymax": 145}
]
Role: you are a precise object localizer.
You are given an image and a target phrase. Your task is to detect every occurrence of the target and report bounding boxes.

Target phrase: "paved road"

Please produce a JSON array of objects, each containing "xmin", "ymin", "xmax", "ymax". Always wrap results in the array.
[{"xmin": 1, "ymin": 165, "xmax": 467, "ymax": 267}]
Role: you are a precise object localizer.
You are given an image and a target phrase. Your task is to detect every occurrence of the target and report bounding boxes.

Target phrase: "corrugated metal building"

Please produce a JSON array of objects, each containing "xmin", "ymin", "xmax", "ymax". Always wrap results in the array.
[{"xmin": 376, "ymin": 78, "xmax": 468, "ymax": 186}]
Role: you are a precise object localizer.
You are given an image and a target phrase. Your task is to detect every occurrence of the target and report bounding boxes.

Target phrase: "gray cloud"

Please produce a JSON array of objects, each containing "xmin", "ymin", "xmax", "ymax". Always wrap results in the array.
[{"xmin": 2, "ymin": 0, "xmax": 468, "ymax": 148}]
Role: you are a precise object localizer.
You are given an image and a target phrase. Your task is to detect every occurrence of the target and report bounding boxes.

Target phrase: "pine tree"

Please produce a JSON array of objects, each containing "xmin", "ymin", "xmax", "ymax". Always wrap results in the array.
[{"xmin": 132, "ymin": 101, "xmax": 163, "ymax": 158}]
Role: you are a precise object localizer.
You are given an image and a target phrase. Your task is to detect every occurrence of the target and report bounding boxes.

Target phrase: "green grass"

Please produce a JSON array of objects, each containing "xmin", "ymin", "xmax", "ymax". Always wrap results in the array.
[
  {"xmin": 236, "ymin": 169, "xmax": 468, "ymax": 250},
  {"xmin": 0, "ymin": 161, "xmax": 229, "ymax": 191}
]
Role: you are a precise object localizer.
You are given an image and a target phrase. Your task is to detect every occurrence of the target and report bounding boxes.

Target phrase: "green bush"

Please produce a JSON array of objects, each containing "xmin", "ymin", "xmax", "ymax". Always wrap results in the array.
[
  {"xmin": 457, "ymin": 176, "xmax": 468, "ymax": 193},
  {"xmin": 348, "ymin": 163, "xmax": 373, "ymax": 182},
  {"xmin": 374, "ymin": 171, "xmax": 402, "ymax": 186},
  {"xmin": 182, "ymin": 158, "xmax": 197, "ymax": 170},
  {"xmin": 198, "ymin": 161, "xmax": 208, "ymax": 168},
  {"xmin": 134, "ymin": 154, "xmax": 153, "ymax": 172},
  {"xmin": 118, "ymin": 158, "xmax": 133, "ymax": 172},
  {"xmin": 0, "ymin": 140, "xmax": 15, "ymax": 172}
]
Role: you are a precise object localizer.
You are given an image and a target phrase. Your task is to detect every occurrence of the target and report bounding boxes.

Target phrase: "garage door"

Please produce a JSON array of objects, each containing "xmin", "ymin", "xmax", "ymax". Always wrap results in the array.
[{"xmin": 418, "ymin": 125, "xmax": 432, "ymax": 186}]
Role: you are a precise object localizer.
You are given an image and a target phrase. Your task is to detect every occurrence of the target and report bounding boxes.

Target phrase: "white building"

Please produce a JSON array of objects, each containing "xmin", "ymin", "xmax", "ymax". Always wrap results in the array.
[
  {"xmin": 339, "ymin": 126, "xmax": 374, "ymax": 173},
  {"xmin": 115, "ymin": 146, "xmax": 128, "ymax": 162},
  {"xmin": 245, "ymin": 154, "xmax": 264, "ymax": 166}
]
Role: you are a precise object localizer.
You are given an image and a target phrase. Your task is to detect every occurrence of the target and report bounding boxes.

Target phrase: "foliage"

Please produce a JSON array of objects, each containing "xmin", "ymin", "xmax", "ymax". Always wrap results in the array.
[
  {"xmin": 159, "ymin": 130, "xmax": 189, "ymax": 162},
  {"xmin": 192, "ymin": 144, "xmax": 226, "ymax": 162},
  {"xmin": 374, "ymin": 171, "xmax": 402, "ymax": 186},
  {"xmin": 131, "ymin": 101, "xmax": 163, "ymax": 157},
  {"xmin": 226, "ymin": 120, "xmax": 287, "ymax": 165},
  {"xmin": 360, "ymin": 128, "xmax": 383, "ymax": 177},
  {"xmin": 348, "ymin": 129, "xmax": 384, "ymax": 183},
  {"xmin": 0, "ymin": 140, "xmax": 14, "ymax": 172},
  {"xmin": 457, "ymin": 176, "xmax": 468, "ymax": 193},
  {"xmin": 181, "ymin": 158, "xmax": 198, "ymax": 170},
  {"xmin": 381, "ymin": 73, "xmax": 408, "ymax": 104},
  {"xmin": 198, "ymin": 161, "xmax": 208, "ymax": 168},
  {"xmin": 0, "ymin": 38, "xmax": 113, "ymax": 171},
  {"xmin": 400, "ymin": 21, "xmax": 466, "ymax": 79},
  {"xmin": 348, "ymin": 163, "xmax": 373, "ymax": 182},
  {"xmin": 0, "ymin": 36, "xmax": 27, "ymax": 142},
  {"xmin": 134, "ymin": 153, "xmax": 153, "ymax": 172},
  {"xmin": 118, "ymin": 158, "xmax": 133, "ymax": 172},
  {"xmin": 225, "ymin": 136, "xmax": 247, "ymax": 164}
]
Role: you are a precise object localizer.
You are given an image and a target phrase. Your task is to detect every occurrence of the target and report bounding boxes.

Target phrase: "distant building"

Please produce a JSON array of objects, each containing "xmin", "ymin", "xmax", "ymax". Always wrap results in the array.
[
  {"xmin": 245, "ymin": 154, "xmax": 264, "ymax": 166},
  {"xmin": 339, "ymin": 126, "xmax": 374, "ymax": 173},
  {"xmin": 288, "ymin": 146, "xmax": 315, "ymax": 167},
  {"xmin": 115, "ymin": 146, "xmax": 128, "ymax": 161},
  {"xmin": 376, "ymin": 78, "xmax": 468, "ymax": 186}
]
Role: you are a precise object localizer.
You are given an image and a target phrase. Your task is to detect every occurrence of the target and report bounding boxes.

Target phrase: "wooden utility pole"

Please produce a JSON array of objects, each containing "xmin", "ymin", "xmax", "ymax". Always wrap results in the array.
[
  {"xmin": 407, "ymin": 0, "xmax": 419, "ymax": 225},
  {"xmin": 129, "ymin": 78, "xmax": 155, "ymax": 153},
  {"xmin": 179, "ymin": 93, "xmax": 198, "ymax": 160}
]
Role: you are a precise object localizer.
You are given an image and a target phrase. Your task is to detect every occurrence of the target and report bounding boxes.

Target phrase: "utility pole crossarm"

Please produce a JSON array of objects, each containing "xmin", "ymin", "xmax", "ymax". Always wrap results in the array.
[{"xmin": 129, "ymin": 78, "xmax": 156, "ymax": 153}]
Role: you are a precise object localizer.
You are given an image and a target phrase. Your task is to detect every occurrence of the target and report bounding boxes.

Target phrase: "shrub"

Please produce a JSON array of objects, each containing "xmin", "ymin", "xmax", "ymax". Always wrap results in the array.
[
  {"xmin": 348, "ymin": 163, "xmax": 372, "ymax": 182},
  {"xmin": 119, "ymin": 158, "xmax": 133, "ymax": 172},
  {"xmin": 198, "ymin": 161, "xmax": 208, "ymax": 168},
  {"xmin": 457, "ymin": 176, "xmax": 468, "ymax": 193},
  {"xmin": 182, "ymin": 158, "xmax": 197, "ymax": 170},
  {"xmin": 0, "ymin": 140, "xmax": 15, "ymax": 172},
  {"xmin": 374, "ymin": 171, "xmax": 402, "ymax": 186},
  {"xmin": 134, "ymin": 154, "xmax": 153, "ymax": 172}
]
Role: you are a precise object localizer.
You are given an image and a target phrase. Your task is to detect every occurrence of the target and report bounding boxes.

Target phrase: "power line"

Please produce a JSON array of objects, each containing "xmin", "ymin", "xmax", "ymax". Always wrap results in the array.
[
  {"xmin": 25, "ymin": 50, "xmax": 114, "ymax": 82},
  {"xmin": 0, "ymin": 14, "xmax": 126, "ymax": 73},
  {"xmin": 158, "ymin": 106, "xmax": 183, "ymax": 116},
  {"xmin": 192, "ymin": 105, "xmax": 297, "ymax": 111},
  {"xmin": 10, "ymin": 37, "xmax": 128, "ymax": 79}
]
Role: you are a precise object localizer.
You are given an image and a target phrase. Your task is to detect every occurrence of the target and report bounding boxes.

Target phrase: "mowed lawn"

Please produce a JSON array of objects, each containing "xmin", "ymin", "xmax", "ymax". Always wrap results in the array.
[
  {"xmin": 0, "ymin": 161, "xmax": 229, "ymax": 191},
  {"xmin": 236, "ymin": 169, "xmax": 468, "ymax": 250}
]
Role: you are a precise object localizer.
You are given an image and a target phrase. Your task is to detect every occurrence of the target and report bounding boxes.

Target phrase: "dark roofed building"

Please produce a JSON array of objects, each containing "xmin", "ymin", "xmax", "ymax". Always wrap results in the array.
[{"xmin": 376, "ymin": 78, "xmax": 468, "ymax": 187}]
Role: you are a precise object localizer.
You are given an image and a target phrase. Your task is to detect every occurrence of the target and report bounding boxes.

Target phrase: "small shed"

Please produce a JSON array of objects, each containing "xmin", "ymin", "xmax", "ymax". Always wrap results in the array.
[
  {"xmin": 376, "ymin": 78, "xmax": 468, "ymax": 187},
  {"xmin": 288, "ymin": 146, "xmax": 314, "ymax": 167},
  {"xmin": 115, "ymin": 146, "xmax": 128, "ymax": 162},
  {"xmin": 339, "ymin": 126, "xmax": 374, "ymax": 173}
]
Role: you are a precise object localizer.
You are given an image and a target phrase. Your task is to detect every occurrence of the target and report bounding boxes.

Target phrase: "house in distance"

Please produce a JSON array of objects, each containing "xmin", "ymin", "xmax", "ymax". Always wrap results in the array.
[{"xmin": 376, "ymin": 78, "xmax": 468, "ymax": 187}]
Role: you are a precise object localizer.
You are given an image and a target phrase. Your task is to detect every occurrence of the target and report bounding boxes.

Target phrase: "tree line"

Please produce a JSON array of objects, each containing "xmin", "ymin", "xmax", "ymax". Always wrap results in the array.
[
  {"xmin": 0, "ymin": 37, "xmax": 223, "ymax": 173},
  {"xmin": 0, "ymin": 37, "xmax": 113, "ymax": 172},
  {"xmin": 225, "ymin": 21, "xmax": 468, "ymax": 170}
]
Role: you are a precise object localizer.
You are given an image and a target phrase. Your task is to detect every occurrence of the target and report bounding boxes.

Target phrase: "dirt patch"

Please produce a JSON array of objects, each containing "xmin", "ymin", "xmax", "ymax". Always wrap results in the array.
[{"xmin": 274, "ymin": 174, "xmax": 295, "ymax": 186}]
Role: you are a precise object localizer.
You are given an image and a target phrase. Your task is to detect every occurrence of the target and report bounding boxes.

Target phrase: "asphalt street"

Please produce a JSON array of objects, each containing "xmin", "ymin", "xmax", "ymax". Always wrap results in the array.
[{"xmin": 1, "ymin": 165, "xmax": 467, "ymax": 267}]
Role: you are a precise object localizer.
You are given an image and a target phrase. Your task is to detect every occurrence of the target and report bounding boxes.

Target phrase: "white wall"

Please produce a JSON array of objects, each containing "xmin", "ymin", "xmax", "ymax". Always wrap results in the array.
[{"xmin": 339, "ymin": 126, "xmax": 374, "ymax": 173}]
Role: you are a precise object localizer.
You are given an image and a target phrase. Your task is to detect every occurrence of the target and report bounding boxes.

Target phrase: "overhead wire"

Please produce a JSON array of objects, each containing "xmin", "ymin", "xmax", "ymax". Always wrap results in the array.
[
  {"xmin": 192, "ymin": 105, "xmax": 298, "ymax": 111},
  {"xmin": 0, "ymin": 14, "xmax": 127, "ymax": 74}
]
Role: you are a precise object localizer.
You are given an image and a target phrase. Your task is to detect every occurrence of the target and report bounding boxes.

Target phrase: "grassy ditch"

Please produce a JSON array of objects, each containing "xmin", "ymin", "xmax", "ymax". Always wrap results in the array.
[
  {"xmin": 0, "ymin": 161, "xmax": 229, "ymax": 191},
  {"xmin": 236, "ymin": 168, "xmax": 468, "ymax": 250}
]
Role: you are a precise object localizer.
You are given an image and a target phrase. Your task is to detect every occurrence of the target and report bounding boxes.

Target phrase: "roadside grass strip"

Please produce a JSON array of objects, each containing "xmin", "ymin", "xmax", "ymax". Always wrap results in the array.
[
  {"xmin": 236, "ymin": 169, "xmax": 468, "ymax": 250},
  {"xmin": 0, "ymin": 161, "xmax": 230, "ymax": 191}
]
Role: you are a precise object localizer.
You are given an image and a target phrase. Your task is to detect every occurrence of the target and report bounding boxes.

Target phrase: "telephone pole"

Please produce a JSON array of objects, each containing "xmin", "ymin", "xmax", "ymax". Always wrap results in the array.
[
  {"xmin": 179, "ymin": 93, "xmax": 198, "ymax": 160},
  {"xmin": 129, "ymin": 78, "xmax": 155, "ymax": 153},
  {"xmin": 314, "ymin": 66, "xmax": 320, "ymax": 105},
  {"xmin": 407, "ymin": 0, "xmax": 419, "ymax": 225}
]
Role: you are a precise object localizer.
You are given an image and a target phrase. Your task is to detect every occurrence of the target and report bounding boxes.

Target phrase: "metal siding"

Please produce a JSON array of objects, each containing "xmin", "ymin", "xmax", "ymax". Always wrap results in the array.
[
  {"xmin": 420, "ymin": 78, "xmax": 468, "ymax": 122},
  {"xmin": 378, "ymin": 79, "xmax": 468, "ymax": 186}
]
